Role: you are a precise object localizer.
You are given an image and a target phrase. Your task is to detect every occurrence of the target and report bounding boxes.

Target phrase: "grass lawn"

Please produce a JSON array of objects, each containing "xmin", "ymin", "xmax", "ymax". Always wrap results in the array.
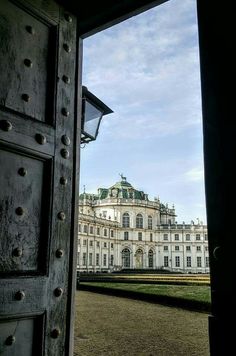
[{"xmin": 80, "ymin": 282, "xmax": 211, "ymax": 304}]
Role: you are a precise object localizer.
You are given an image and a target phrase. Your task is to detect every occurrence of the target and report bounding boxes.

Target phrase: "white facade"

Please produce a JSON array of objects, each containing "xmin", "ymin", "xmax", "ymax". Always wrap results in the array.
[{"xmin": 77, "ymin": 177, "xmax": 209, "ymax": 273}]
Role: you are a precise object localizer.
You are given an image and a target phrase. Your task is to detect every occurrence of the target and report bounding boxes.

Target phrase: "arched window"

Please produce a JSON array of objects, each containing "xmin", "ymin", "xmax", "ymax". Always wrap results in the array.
[
  {"xmin": 122, "ymin": 212, "xmax": 130, "ymax": 227},
  {"xmin": 148, "ymin": 215, "xmax": 152, "ymax": 229},
  {"xmin": 122, "ymin": 248, "xmax": 130, "ymax": 268},
  {"xmin": 148, "ymin": 250, "xmax": 154, "ymax": 268},
  {"xmin": 136, "ymin": 214, "xmax": 143, "ymax": 228}
]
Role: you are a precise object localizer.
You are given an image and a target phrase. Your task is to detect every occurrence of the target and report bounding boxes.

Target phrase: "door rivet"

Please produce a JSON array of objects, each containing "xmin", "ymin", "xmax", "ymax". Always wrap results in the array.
[
  {"xmin": 18, "ymin": 167, "xmax": 27, "ymax": 176},
  {"xmin": 12, "ymin": 247, "xmax": 23, "ymax": 257},
  {"xmin": 58, "ymin": 211, "xmax": 66, "ymax": 221},
  {"xmin": 24, "ymin": 58, "xmax": 33, "ymax": 67},
  {"xmin": 60, "ymin": 177, "xmax": 68, "ymax": 185},
  {"xmin": 50, "ymin": 328, "xmax": 61, "ymax": 339},
  {"xmin": 63, "ymin": 43, "xmax": 71, "ymax": 53},
  {"xmin": 61, "ymin": 135, "xmax": 70, "ymax": 146},
  {"xmin": 56, "ymin": 249, "xmax": 64, "ymax": 258},
  {"xmin": 62, "ymin": 75, "xmax": 70, "ymax": 84},
  {"xmin": 0, "ymin": 120, "xmax": 13, "ymax": 131},
  {"xmin": 64, "ymin": 13, "xmax": 72, "ymax": 23},
  {"xmin": 61, "ymin": 149, "xmax": 69, "ymax": 159},
  {"xmin": 35, "ymin": 133, "xmax": 46, "ymax": 145},
  {"xmin": 61, "ymin": 108, "xmax": 69, "ymax": 117},
  {"xmin": 15, "ymin": 207, "xmax": 24, "ymax": 216},
  {"xmin": 14, "ymin": 290, "xmax": 25, "ymax": 301},
  {"xmin": 54, "ymin": 287, "xmax": 63, "ymax": 297},
  {"xmin": 213, "ymin": 246, "xmax": 221, "ymax": 260},
  {"xmin": 5, "ymin": 335, "xmax": 16, "ymax": 346},
  {"xmin": 22, "ymin": 93, "xmax": 30, "ymax": 102},
  {"xmin": 26, "ymin": 26, "xmax": 35, "ymax": 35}
]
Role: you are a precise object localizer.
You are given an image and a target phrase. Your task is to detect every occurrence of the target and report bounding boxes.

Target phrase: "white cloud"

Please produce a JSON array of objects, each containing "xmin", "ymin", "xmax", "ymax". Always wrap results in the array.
[{"xmin": 185, "ymin": 167, "xmax": 205, "ymax": 182}]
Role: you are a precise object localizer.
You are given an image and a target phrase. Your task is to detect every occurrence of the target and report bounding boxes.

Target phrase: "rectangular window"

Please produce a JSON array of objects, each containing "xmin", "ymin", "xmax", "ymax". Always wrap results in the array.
[
  {"xmin": 90, "ymin": 226, "xmax": 93, "ymax": 234},
  {"xmin": 206, "ymin": 256, "xmax": 209, "ymax": 267},
  {"xmin": 97, "ymin": 227, "xmax": 100, "ymax": 235},
  {"xmin": 110, "ymin": 255, "xmax": 114, "ymax": 266},
  {"xmin": 197, "ymin": 246, "xmax": 201, "ymax": 251},
  {"xmin": 104, "ymin": 242, "xmax": 107, "ymax": 248},
  {"xmin": 138, "ymin": 232, "xmax": 142, "ymax": 241},
  {"xmin": 186, "ymin": 246, "xmax": 191, "ymax": 251},
  {"xmin": 89, "ymin": 240, "xmax": 93, "ymax": 247},
  {"xmin": 89, "ymin": 253, "xmax": 92, "ymax": 265},
  {"xmin": 205, "ymin": 246, "xmax": 208, "ymax": 251},
  {"xmin": 82, "ymin": 253, "xmax": 86, "ymax": 266},
  {"xmin": 84, "ymin": 225, "xmax": 88, "ymax": 233},
  {"xmin": 175, "ymin": 256, "xmax": 180, "ymax": 267},
  {"xmin": 83, "ymin": 239, "xmax": 87, "ymax": 246},
  {"xmin": 187, "ymin": 256, "xmax": 191, "ymax": 267},
  {"xmin": 174, "ymin": 234, "xmax": 179, "ymax": 241},
  {"xmin": 164, "ymin": 256, "xmax": 169, "ymax": 267},
  {"xmin": 150, "ymin": 233, "xmax": 153, "ymax": 242},
  {"xmin": 124, "ymin": 231, "xmax": 129, "ymax": 240},
  {"xmin": 175, "ymin": 246, "xmax": 179, "ymax": 251},
  {"xmin": 79, "ymin": 224, "xmax": 81, "ymax": 232},
  {"xmin": 197, "ymin": 256, "xmax": 202, "ymax": 267},
  {"xmin": 196, "ymin": 234, "xmax": 201, "ymax": 241},
  {"xmin": 186, "ymin": 234, "xmax": 190, "ymax": 241},
  {"xmin": 103, "ymin": 254, "xmax": 107, "ymax": 266},
  {"xmin": 111, "ymin": 230, "xmax": 114, "ymax": 237},
  {"xmin": 111, "ymin": 243, "xmax": 114, "ymax": 249},
  {"xmin": 96, "ymin": 241, "xmax": 100, "ymax": 248},
  {"xmin": 164, "ymin": 245, "xmax": 168, "ymax": 251},
  {"xmin": 163, "ymin": 233, "xmax": 168, "ymax": 241},
  {"xmin": 148, "ymin": 217, "xmax": 152, "ymax": 229},
  {"xmin": 204, "ymin": 234, "xmax": 208, "ymax": 240},
  {"xmin": 96, "ymin": 253, "xmax": 99, "ymax": 266},
  {"xmin": 104, "ymin": 229, "xmax": 107, "ymax": 236}
]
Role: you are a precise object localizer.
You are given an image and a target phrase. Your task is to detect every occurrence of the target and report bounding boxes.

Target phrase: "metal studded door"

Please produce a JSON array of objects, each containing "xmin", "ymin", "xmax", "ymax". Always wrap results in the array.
[{"xmin": 0, "ymin": 0, "xmax": 80, "ymax": 355}]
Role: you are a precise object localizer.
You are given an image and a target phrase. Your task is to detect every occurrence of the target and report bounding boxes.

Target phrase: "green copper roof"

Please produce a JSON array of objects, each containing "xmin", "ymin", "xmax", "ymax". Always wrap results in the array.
[
  {"xmin": 80, "ymin": 176, "xmax": 148, "ymax": 201},
  {"xmin": 111, "ymin": 180, "xmax": 133, "ymax": 189}
]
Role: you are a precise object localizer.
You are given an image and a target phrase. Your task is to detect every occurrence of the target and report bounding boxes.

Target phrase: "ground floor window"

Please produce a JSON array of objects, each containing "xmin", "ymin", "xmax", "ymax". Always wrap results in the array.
[
  {"xmin": 110, "ymin": 254, "xmax": 114, "ymax": 266},
  {"xmin": 186, "ymin": 256, "xmax": 191, "ymax": 267},
  {"xmin": 82, "ymin": 253, "xmax": 86, "ymax": 266},
  {"xmin": 96, "ymin": 253, "xmax": 99, "ymax": 266},
  {"xmin": 122, "ymin": 248, "xmax": 131, "ymax": 268},
  {"xmin": 197, "ymin": 256, "xmax": 202, "ymax": 267},
  {"xmin": 89, "ymin": 253, "xmax": 92, "ymax": 265},
  {"xmin": 103, "ymin": 254, "xmax": 107, "ymax": 266},
  {"xmin": 148, "ymin": 250, "xmax": 154, "ymax": 268},
  {"xmin": 175, "ymin": 256, "xmax": 180, "ymax": 267},
  {"xmin": 164, "ymin": 256, "xmax": 168, "ymax": 267}
]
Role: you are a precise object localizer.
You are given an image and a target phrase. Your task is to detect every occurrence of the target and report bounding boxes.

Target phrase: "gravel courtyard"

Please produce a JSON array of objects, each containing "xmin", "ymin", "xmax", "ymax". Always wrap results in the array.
[{"xmin": 74, "ymin": 291, "xmax": 210, "ymax": 356}]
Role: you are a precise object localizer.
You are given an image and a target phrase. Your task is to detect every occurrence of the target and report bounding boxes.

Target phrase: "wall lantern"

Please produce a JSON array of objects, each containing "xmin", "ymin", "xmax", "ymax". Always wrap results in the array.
[{"xmin": 81, "ymin": 86, "xmax": 113, "ymax": 143}]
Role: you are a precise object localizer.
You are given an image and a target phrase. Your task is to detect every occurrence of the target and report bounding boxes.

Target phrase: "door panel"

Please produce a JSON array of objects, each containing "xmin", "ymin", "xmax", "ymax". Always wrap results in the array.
[
  {"xmin": 0, "ymin": 0, "xmax": 80, "ymax": 354},
  {"xmin": 0, "ymin": 147, "xmax": 52, "ymax": 274},
  {"xmin": 0, "ymin": 0, "xmax": 56, "ymax": 123},
  {"xmin": 0, "ymin": 316, "xmax": 44, "ymax": 355}
]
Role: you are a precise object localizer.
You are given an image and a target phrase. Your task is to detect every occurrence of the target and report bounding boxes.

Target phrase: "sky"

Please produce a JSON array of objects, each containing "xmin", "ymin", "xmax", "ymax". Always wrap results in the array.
[{"xmin": 80, "ymin": 0, "xmax": 207, "ymax": 224}]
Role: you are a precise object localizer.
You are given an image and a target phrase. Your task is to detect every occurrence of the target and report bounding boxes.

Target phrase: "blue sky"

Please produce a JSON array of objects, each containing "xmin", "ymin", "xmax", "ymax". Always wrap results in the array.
[{"xmin": 80, "ymin": 0, "xmax": 207, "ymax": 224}]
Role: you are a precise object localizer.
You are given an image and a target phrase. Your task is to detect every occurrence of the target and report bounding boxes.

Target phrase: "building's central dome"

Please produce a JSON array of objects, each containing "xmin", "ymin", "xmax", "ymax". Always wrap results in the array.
[{"xmin": 110, "ymin": 175, "xmax": 133, "ymax": 190}]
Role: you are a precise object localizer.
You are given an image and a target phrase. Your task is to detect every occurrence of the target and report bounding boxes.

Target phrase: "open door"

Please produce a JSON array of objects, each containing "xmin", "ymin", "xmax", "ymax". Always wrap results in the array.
[{"xmin": 0, "ymin": 0, "xmax": 81, "ymax": 354}]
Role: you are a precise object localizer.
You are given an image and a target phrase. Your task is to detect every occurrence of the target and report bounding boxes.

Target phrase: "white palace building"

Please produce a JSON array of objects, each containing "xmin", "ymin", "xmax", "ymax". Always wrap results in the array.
[{"xmin": 77, "ymin": 176, "xmax": 209, "ymax": 273}]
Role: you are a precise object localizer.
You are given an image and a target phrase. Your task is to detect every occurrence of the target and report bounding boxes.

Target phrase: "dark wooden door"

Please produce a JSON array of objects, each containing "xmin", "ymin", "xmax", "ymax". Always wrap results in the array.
[{"xmin": 0, "ymin": 0, "xmax": 80, "ymax": 354}]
